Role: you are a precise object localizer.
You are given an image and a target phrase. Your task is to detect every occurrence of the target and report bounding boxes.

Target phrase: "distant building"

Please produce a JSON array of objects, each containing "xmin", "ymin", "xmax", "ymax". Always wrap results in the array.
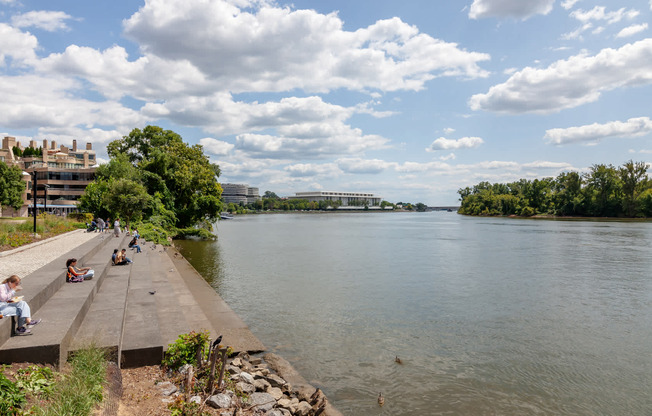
[
  {"xmin": 221, "ymin": 183, "xmax": 261, "ymax": 205},
  {"xmin": 287, "ymin": 191, "xmax": 382, "ymax": 207},
  {"xmin": 0, "ymin": 136, "xmax": 97, "ymax": 217}
]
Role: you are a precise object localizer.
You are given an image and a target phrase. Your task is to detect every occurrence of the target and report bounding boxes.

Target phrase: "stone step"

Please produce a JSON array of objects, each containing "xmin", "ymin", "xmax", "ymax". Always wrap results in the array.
[
  {"xmin": 0, "ymin": 234, "xmax": 128, "ymax": 366},
  {"xmin": 68, "ymin": 259, "xmax": 132, "ymax": 360},
  {"xmin": 150, "ymin": 247, "xmax": 218, "ymax": 349},
  {"xmin": 0, "ymin": 232, "xmax": 113, "ymax": 348},
  {"xmin": 118, "ymin": 246, "xmax": 164, "ymax": 368}
]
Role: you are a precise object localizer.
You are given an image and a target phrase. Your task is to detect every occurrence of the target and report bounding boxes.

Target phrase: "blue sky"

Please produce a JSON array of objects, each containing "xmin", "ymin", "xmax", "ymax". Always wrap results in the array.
[{"xmin": 1, "ymin": 0, "xmax": 651, "ymax": 205}]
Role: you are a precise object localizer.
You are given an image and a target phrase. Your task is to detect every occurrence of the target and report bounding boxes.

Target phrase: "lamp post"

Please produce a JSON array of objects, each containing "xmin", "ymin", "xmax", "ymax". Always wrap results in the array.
[
  {"xmin": 22, "ymin": 168, "xmax": 39, "ymax": 234},
  {"xmin": 43, "ymin": 184, "xmax": 49, "ymax": 215}
]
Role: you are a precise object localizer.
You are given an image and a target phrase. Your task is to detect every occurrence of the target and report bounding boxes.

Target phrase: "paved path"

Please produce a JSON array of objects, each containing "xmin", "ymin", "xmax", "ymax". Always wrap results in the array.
[{"xmin": 0, "ymin": 230, "xmax": 108, "ymax": 281}]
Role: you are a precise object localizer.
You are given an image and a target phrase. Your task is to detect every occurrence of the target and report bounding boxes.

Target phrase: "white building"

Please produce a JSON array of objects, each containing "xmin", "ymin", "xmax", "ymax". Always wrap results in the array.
[
  {"xmin": 288, "ymin": 191, "xmax": 381, "ymax": 207},
  {"xmin": 221, "ymin": 183, "xmax": 260, "ymax": 205}
]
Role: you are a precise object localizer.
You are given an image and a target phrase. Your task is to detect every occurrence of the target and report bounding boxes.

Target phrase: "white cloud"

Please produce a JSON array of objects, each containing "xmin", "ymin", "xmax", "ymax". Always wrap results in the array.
[
  {"xmin": 440, "ymin": 153, "xmax": 456, "ymax": 161},
  {"xmin": 469, "ymin": 39, "xmax": 652, "ymax": 114},
  {"xmin": 544, "ymin": 117, "xmax": 652, "ymax": 145},
  {"xmin": 0, "ymin": 74, "xmax": 145, "ymax": 134},
  {"xmin": 469, "ymin": 0, "xmax": 554, "ymax": 20},
  {"xmin": 336, "ymin": 158, "xmax": 393, "ymax": 174},
  {"xmin": 570, "ymin": 7, "xmax": 638, "ymax": 24},
  {"xmin": 443, "ymin": 127, "xmax": 456, "ymax": 134},
  {"xmin": 0, "ymin": 23, "xmax": 38, "ymax": 65},
  {"xmin": 199, "ymin": 138, "xmax": 235, "ymax": 156},
  {"xmin": 11, "ymin": 11, "xmax": 74, "ymax": 32},
  {"xmin": 122, "ymin": 0, "xmax": 490, "ymax": 94},
  {"xmin": 284, "ymin": 163, "xmax": 339, "ymax": 177},
  {"xmin": 427, "ymin": 136, "xmax": 484, "ymax": 151},
  {"xmin": 561, "ymin": 0, "xmax": 581, "ymax": 10},
  {"xmin": 616, "ymin": 23, "xmax": 648, "ymax": 38}
]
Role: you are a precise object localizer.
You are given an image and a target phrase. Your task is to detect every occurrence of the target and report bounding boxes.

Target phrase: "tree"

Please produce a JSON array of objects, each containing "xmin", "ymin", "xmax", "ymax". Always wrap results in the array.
[
  {"xmin": 79, "ymin": 180, "xmax": 110, "ymax": 218},
  {"xmin": 584, "ymin": 164, "xmax": 621, "ymax": 216},
  {"xmin": 553, "ymin": 171, "xmax": 584, "ymax": 216},
  {"xmin": 619, "ymin": 160, "xmax": 649, "ymax": 217},
  {"xmin": 107, "ymin": 125, "xmax": 184, "ymax": 164},
  {"xmin": 103, "ymin": 179, "xmax": 152, "ymax": 229},
  {"xmin": 263, "ymin": 191, "xmax": 279, "ymax": 199},
  {"xmin": 106, "ymin": 126, "xmax": 223, "ymax": 228},
  {"xmin": 415, "ymin": 202, "xmax": 428, "ymax": 212},
  {"xmin": 0, "ymin": 162, "xmax": 26, "ymax": 210}
]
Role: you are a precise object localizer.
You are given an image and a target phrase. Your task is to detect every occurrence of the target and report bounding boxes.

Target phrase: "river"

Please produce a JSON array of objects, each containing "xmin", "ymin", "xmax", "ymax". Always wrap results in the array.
[{"xmin": 174, "ymin": 212, "xmax": 652, "ymax": 415}]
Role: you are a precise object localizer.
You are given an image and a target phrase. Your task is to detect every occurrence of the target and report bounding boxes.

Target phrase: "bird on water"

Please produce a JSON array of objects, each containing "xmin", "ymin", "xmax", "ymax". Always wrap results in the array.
[
  {"xmin": 395, "ymin": 355, "xmax": 402, "ymax": 364},
  {"xmin": 378, "ymin": 392, "xmax": 385, "ymax": 406}
]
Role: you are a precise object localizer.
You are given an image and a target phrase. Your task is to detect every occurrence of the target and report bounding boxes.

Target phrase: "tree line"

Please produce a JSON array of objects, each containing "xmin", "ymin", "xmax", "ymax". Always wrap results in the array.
[{"xmin": 458, "ymin": 161, "xmax": 652, "ymax": 218}]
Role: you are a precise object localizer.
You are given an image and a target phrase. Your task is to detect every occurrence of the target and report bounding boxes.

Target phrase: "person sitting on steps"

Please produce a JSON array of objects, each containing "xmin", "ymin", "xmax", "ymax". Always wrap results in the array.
[
  {"xmin": 115, "ymin": 249, "xmax": 133, "ymax": 265},
  {"xmin": 0, "ymin": 275, "xmax": 41, "ymax": 336},
  {"xmin": 128, "ymin": 236, "xmax": 142, "ymax": 253},
  {"xmin": 66, "ymin": 258, "xmax": 94, "ymax": 282}
]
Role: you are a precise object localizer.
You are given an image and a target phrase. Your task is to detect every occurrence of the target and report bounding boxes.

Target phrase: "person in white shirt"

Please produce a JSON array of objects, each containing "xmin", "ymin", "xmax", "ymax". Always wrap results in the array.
[{"xmin": 0, "ymin": 275, "xmax": 41, "ymax": 335}]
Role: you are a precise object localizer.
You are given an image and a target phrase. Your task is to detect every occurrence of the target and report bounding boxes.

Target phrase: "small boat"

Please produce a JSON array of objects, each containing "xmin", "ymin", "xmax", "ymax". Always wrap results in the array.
[{"xmin": 220, "ymin": 213, "xmax": 234, "ymax": 219}]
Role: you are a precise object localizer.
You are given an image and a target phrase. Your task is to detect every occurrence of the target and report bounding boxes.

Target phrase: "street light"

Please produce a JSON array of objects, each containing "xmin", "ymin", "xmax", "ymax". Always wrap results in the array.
[
  {"xmin": 22, "ymin": 170, "xmax": 38, "ymax": 234},
  {"xmin": 43, "ymin": 184, "xmax": 49, "ymax": 215}
]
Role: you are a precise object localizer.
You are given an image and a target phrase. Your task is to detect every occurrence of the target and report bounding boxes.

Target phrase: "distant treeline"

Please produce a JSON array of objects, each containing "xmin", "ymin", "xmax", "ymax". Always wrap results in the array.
[{"xmin": 458, "ymin": 160, "xmax": 652, "ymax": 218}]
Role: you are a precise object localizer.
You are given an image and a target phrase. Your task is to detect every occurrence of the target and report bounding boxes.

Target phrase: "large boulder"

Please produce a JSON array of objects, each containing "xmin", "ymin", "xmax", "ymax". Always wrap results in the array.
[{"xmin": 247, "ymin": 392, "xmax": 276, "ymax": 412}]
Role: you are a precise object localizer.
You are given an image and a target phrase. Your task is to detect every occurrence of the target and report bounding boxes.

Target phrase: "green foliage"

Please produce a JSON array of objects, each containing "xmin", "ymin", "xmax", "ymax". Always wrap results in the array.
[
  {"xmin": 163, "ymin": 331, "xmax": 211, "ymax": 371},
  {"xmin": 168, "ymin": 397, "xmax": 211, "ymax": 416},
  {"xmin": 34, "ymin": 347, "xmax": 107, "ymax": 416},
  {"xmin": 103, "ymin": 178, "xmax": 152, "ymax": 229},
  {"xmin": 459, "ymin": 161, "xmax": 652, "ymax": 218},
  {"xmin": 0, "ymin": 215, "xmax": 85, "ymax": 248},
  {"xmin": 79, "ymin": 180, "xmax": 110, "ymax": 218},
  {"xmin": 15, "ymin": 366, "xmax": 54, "ymax": 397},
  {"xmin": 0, "ymin": 162, "xmax": 26, "ymax": 210},
  {"xmin": 68, "ymin": 213, "xmax": 94, "ymax": 223},
  {"xmin": 0, "ymin": 370, "xmax": 26, "ymax": 415}
]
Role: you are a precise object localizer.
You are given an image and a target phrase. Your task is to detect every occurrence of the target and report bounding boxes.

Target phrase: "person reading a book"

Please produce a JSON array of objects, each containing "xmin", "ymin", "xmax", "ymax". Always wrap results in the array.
[
  {"xmin": 0, "ymin": 275, "xmax": 41, "ymax": 335},
  {"xmin": 66, "ymin": 258, "xmax": 95, "ymax": 282}
]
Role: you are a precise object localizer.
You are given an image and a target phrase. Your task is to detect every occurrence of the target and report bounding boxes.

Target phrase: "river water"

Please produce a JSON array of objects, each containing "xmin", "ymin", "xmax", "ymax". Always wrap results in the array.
[{"xmin": 175, "ymin": 212, "xmax": 652, "ymax": 415}]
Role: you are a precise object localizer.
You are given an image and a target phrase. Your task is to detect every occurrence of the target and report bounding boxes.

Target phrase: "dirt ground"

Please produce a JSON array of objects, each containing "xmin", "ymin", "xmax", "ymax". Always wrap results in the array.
[{"xmin": 117, "ymin": 365, "xmax": 171, "ymax": 416}]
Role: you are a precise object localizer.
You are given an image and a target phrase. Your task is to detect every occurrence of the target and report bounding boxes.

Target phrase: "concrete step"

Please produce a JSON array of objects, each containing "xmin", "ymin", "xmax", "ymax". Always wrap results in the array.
[
  {"xmin": 150, "ymin": 247, "xmax": 218, "ymax": 349},
  {"xmin": 0, "ymin": 232, "xmax": 113, "ymax": 348},
  {"xmin": 118, "ymin": 246, "xmax": 164, "ymax": 368},
  {"xmin": 68, "ymin": 260, "xmax": 131, "ymax": 360},
  {"xmin": 0, "ymin": 234, "xmax": 129, "ymax": 366}
]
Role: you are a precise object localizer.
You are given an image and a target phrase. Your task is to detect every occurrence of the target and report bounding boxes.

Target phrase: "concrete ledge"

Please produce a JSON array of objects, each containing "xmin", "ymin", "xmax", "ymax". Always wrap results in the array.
[
  {"xmin": 167, "ymin": 246, "xmax": 265, "ymax": 354},
  {"xmin": 0, "ymin": 235, "xmax": 127, "ymax": 366}
]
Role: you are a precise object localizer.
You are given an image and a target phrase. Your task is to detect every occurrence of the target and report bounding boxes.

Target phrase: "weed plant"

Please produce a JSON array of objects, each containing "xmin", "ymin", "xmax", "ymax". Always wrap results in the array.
[{"xmin": 32, "ymin": 346, "xmax": 107, "ymax": 416}]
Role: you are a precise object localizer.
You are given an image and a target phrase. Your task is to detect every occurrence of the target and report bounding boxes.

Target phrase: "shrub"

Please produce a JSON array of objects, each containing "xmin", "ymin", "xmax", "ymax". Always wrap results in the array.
[
  {"xmin": 163, "ymin": 330, "xmax": 210, "ymax": 371},
  {"xmin": 0, "ymin": 370, "xmax": 26, "ymax": 415}
]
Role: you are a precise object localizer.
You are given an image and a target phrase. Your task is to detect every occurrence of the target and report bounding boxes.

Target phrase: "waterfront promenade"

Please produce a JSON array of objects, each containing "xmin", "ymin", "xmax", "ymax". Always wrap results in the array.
[{"xmin": 0, "ymin": 229, "xmax": 265, "ymax": 365}]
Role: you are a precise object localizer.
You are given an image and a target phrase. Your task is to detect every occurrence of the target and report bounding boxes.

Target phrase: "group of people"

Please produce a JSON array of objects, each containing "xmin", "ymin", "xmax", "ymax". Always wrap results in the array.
[
  {"xmin": 1, "ymin": 228, "xmax": 145, "ymax": 338},
  {"xmin": 112, "ymin": 248, "xmax": 133, "ymax": 265}
]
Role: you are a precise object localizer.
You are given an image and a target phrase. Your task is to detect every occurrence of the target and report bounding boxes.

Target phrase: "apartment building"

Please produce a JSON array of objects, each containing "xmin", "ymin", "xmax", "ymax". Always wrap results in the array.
[
  {"xmin": 0, "ymin": 136, "xmax": 97, "ymax": 217},
  {"xmin": 221, "ymin": 183, "xmax": 261, "ymax": 205}
]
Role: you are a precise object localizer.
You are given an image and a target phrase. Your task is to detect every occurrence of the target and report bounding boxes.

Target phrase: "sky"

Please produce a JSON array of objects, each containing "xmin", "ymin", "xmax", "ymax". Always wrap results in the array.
[{"xmin": 1, "ymin": 0, "xmax": 651, "ymax": 205}]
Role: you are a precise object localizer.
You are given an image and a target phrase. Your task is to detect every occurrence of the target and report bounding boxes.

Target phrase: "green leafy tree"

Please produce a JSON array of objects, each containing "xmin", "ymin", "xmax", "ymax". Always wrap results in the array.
[
  {"xmin": 263, "ymin": 191, "xmax": 279, "ymax": 199},
  {"xmin": 0, "ymin": 162, "xmax": 26, "ymax": 210},
  {"xmin": 106, "ymin": 126, "xmax": 222, "ymax": 228},
  {"xmin": 79, "ymin": 180, "xmax": 110, "ymax": 218},
  {"xmin": 103, "ymin": 178, "xmax": 152, "ymax": 229},
  {"xmin": 584, "ymin": 164, "xmax": 622, "ymax": 216},
  {"xmin": 107, "ymin": 125, "xmax": 184, "ymax": 164},
  {"xmin": 619, "ymin": 160, "xmax": 649, "ymax": 217}
]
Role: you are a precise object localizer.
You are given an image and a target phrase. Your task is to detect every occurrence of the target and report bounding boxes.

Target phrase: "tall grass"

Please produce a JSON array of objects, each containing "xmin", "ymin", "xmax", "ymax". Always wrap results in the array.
[
  {"xmin": 33, "ymin": 347, "xmax": 107, "ymax": 416},
  {"xmin": 0, "ymin": 215, "xmax": 85, "ymax": 248}
]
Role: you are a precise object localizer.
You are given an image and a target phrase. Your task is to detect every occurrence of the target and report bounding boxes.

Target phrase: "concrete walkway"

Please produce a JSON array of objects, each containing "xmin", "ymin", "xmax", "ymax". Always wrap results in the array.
[
  {"xmin": 0, "ymin": 229, "xmax": 102, "ymax": 281},
  {"xmin": 0, "ymin": 231, "xmax": 265, "ymax": 367}
]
